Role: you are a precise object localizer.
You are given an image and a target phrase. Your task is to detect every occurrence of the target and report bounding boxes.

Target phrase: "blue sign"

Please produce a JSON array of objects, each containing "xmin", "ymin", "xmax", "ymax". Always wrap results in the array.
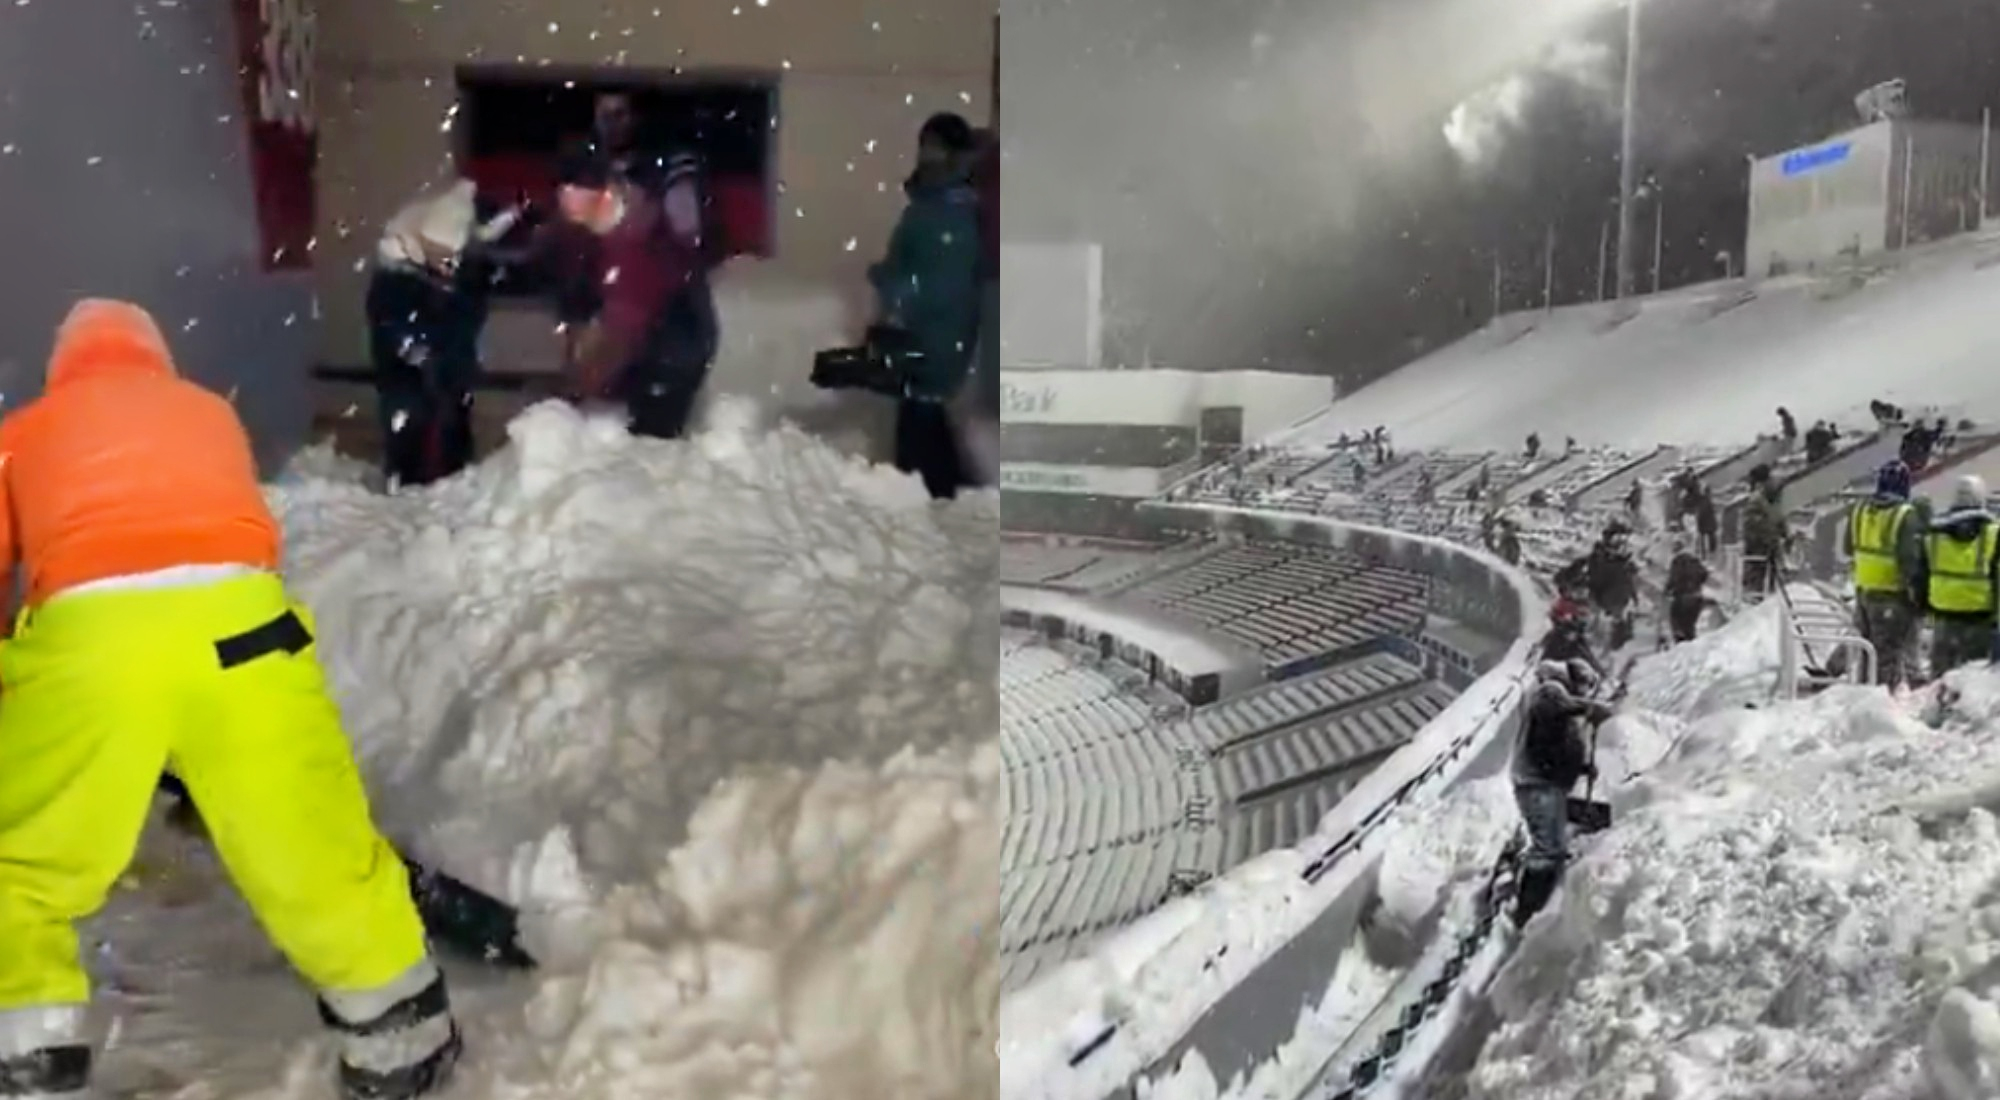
[{"xmin": 1781, "ymin": 141, "xmax": 1853, "ymax": 177}]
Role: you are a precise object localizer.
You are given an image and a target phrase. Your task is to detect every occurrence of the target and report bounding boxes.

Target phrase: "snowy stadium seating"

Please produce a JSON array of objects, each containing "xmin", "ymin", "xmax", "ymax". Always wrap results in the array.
[
  {"xmin": 1121, "ymin": 543, "xmax": 1430, "ymax": 669},
  {"xmin": 999, "ymin": 533, "xmax": 1473, "ymax": 993}
]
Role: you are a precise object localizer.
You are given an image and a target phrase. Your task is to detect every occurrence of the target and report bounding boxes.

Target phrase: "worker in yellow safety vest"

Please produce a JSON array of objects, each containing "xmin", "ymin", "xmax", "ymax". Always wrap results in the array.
[
  {"xmin": 1847, "ymin": 459, "xmax": 1927, "ymax": 688},
  {"xmin": 1924, "ymin": 474, "xmax": 2000, "ymax": 676}
]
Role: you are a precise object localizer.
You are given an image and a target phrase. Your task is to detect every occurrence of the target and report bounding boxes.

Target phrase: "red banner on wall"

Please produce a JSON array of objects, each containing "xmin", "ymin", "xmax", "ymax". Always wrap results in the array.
[{"xmin": 231, "ymin": 0, "xmax": 316, "ymax": 271}]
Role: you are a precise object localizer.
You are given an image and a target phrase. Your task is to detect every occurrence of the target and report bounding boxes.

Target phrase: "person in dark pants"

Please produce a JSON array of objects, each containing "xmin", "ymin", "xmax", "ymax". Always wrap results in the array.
[
  {"xmin": 548, "ymin": 152, "xmax": 712, "ymax": 439},
  {"xmin": 367, "ymin": 181, "xmax": 524, "ymax": 488},
  {"xmin": 870, "ymin": 113, "xmax": 983, "ymax": 499},
  {"xmin": 575, "ymin": 94, "xmax": 724, "ymax": 440},
  {"xmin": 1665, "ymin": 543, "xmax": 1711, "ymax": 643},
  {"xmin": 1511, "ymin": 659, "xmax": 1614, "ymax": 927}
]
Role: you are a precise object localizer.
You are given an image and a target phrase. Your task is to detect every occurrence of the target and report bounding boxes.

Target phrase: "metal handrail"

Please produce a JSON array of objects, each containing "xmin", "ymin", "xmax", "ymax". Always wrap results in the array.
[{"xmin": 1776, "ymin": 597, "xmax": 1878, "ymax": 697}]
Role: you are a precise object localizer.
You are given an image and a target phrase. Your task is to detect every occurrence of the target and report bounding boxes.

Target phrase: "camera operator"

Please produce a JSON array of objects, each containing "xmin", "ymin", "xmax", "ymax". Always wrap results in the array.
[{"xmin": 867, "ymin": 112, "xmax": 983, "ymax": 499}]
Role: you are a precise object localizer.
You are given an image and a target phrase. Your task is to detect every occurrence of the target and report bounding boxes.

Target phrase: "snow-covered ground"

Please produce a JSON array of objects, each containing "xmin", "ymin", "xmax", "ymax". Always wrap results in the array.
[
  {"xmin": 1277, "ymin": 233, "xmax": 2000, "ymax": 451},
  {"xmin": 90, "ymin": 398, "xmax": 1000, "ymax": 1099},
  {"xmin": 1142, "ymin": 594, "xmax": 2000, "ymax": 1099},
  {"xmin": 1461, "ymin": 605, "xmax": 2000, "ymax": 1099}
]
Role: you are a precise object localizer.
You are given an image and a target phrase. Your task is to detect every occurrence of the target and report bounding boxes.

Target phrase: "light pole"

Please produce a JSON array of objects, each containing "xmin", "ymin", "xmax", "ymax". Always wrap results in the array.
[
  {"xmin": 1615, "ymin": 0, "xmax": 1643, "ymax": 298},
  {"xmin": 1651, "ymin": 182, "xmax": 1665, "ymax": 294}
]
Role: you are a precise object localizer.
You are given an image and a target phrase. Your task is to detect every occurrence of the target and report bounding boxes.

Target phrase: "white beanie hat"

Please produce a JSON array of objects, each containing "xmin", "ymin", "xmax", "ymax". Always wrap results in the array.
[{"xmin": 1954, "ymin": 474, "xmax": 1988, "ymax": 510}]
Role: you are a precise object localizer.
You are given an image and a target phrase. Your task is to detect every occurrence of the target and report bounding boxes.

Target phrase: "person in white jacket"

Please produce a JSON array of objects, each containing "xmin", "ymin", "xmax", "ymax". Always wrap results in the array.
[{"xmin": 367, "ymin": 181, "xmax": 526, "ymax": 487}]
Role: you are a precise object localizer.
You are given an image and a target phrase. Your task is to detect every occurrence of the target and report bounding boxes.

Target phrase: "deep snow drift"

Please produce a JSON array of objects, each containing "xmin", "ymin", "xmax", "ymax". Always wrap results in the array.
[
  {"xmin": 1315, "ymin": 598, "xmax": 2000, "ymax": 1100},
  {"xmin": 1277, "ymin": 233, "xmax": 2000, "ymax": 450},
  {"xmin": 93, "ymin": 399, "xmax": 1000, "ymax": 1099},
  {"xmin": 1140, "ymin": 597, "xmax": 2000, "ymax": 1099}
]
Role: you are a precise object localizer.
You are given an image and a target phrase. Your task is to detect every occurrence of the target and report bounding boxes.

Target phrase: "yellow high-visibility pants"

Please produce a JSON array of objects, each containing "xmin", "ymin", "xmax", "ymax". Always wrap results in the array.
[{"xmin": 0, "ymin": 571, "xmax": 429, "ymax": 1013}]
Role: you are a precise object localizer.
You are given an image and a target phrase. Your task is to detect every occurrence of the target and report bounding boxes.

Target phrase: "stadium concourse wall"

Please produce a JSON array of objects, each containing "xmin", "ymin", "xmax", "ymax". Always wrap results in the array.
[{"xmin": 998, "ymin": 503, "xmax": 1544, "ymax": 1100}]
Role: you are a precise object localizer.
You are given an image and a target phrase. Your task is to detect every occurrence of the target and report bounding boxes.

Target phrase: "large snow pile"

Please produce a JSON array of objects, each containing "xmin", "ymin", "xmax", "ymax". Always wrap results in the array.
[
  {"xmin": 1277, "ymin": 236, "xmax": 2000, "ymax": 450},
  {"xmin": 1460, "ymin": 603, "xmax": 2000, "ymax": 1098},
  {"xmin": 101, "ymin": 399, "xmax": 1000, "ymax": 1100}
]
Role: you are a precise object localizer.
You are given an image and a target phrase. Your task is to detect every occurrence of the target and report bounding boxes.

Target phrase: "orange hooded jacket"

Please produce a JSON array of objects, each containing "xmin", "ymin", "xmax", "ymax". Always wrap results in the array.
[{"xmin": 0, "ymin": 300, "xmax": 281, "ymax": 610}]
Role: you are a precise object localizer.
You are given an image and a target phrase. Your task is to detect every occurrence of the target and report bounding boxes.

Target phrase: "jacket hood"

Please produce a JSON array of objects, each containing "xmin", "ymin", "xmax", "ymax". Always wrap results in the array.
[
  {"xmin": 1933, "ymin": 506, "xmax": 1991, "ymax": 540},
  {"xmin": 903, "ymin": 166, "xmax": 977, "ymax": 203},
  {"xmin": 46, "ymin": 299, "xmax": 177, "ymax": 389}
]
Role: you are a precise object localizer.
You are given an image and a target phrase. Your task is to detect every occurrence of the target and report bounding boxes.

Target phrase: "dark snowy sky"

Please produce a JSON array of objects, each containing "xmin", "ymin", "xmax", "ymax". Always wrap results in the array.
[{"xmin": 1002, "ymin": 0, "xmax": 2000, "ymax": 388}]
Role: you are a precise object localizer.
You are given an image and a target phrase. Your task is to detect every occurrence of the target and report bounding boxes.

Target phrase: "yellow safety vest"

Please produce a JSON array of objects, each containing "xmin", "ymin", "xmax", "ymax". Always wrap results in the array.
[
  {"xmin": 1927, "ymin": 522, "xmax": 2000, "ymax": 614},
  {"xmin": 1851, "ymin": 502, "xmax": 1912, "ymax": 593}
]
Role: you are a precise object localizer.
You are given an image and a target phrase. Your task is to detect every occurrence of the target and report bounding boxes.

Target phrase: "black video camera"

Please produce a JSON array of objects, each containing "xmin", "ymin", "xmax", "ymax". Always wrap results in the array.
[{"xmin": 811, "ymin": 324, "xmax": 927, "ymax": 397}]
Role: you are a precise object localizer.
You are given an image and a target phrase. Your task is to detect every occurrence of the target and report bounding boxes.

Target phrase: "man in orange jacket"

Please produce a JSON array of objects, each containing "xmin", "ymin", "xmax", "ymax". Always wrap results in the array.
[{"xmin": 0, "ymin": 301, "xmax": 461, "ymax": 1099}]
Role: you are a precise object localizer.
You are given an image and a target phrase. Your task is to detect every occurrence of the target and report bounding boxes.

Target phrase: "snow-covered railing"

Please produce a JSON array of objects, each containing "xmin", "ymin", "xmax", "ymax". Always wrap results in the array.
[
  {"xmin": 998, "ymin": 505, "xmax": 1543, "ymax": 1100},
  {"xmin": 1776, "ymin": 584, "xmax": 1875, "ymax": 697}
]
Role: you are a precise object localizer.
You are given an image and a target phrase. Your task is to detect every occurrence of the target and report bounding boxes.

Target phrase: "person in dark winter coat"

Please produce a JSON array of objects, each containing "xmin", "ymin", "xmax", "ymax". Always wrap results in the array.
[
  {"xmin": 1511, "ymin": 659, "xmax": 1616, "ymax": 926},
  {"xmin": 1922, "ymin": 475, "xmax": 1999, "ymax": 676},
  {"xmin": 1741, "ymin": 466, "xmax": 1788, "ymax": 597},
  {"xmin": 870, "ymin": 112, "xmax": 984, "ymax": 499},
  {"xmin": 1665, "ymin": 544, "xmax": 1711, "ymax": 643},
  {"xmin": 1776, "ymin": 406, "xmax": 1798, "ymax": 449},
  {"xmin": 1586, "ymin": 524, "xmax": 1640, "ymax": 648},
  {"xmin": 1901, "ymin": 421, "xmax": 1938, "ymax": 472},
  {"xmin": 548, "ymin": 150, "xmax": 716, "ymax": 440},
  {"xmin": 1694, "ymin": 486, "xmax": 1720, "ymax": 558},
  {"xmin": 1848, "ymin": 459, "xmax": 1928, "ymax": 687},
  {"xmin": 1525, "ymin": 432, "xmax": 1541, "ymax": 461},
  {"xmin": 1494, "ymin": 515, "xmax": 1522, "ymax": 565}
]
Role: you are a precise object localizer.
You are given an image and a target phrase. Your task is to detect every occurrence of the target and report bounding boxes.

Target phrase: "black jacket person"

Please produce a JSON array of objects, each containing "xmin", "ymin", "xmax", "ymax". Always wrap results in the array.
[{"xmin": 1511, "ymin": 660, "xmax": 1615, "ymax": 926}]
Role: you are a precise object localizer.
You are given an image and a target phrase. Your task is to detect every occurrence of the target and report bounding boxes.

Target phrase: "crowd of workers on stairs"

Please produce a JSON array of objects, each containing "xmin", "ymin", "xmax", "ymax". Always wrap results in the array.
[
  {"xmin": 1509, "ymin": 441, "xmax": 2000, "ymax": 931},
  {"xmin": 368, "ymin": 90, "xmax": 999, "ymax": 500}
]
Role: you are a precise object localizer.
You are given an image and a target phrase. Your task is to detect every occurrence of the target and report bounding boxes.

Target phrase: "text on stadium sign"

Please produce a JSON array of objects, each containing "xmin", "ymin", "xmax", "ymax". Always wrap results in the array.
[
  {"xmin": 1002, "ymin": 383, "xmax": 1058, "ymax": 418},
  {"xmin": 1781, "ymin": 141, "xmax": 1852, "ymax": 177},
  {"xmin": 1000, "ymin": 467, "xmax": 1088, "ymax": 491}
]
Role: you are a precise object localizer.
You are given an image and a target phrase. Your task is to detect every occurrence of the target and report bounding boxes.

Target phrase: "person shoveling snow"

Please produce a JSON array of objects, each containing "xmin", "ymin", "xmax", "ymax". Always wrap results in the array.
[
  {"xmin": 0, "ymin": 301, "xmax": 460, "ymax": 1100},
  {"xmin": 1511, "ymin": 659, "xmax": 1618, "ymax": 927}
]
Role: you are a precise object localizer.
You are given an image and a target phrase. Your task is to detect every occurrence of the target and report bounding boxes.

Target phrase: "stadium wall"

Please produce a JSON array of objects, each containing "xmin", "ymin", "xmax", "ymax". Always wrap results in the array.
[
  {"xmin": 998, "ymin": 506, "xmax": 1543, "ymax": 1100},
  {"xmin": 0, "ymin": 0, "xmax": 315, "ymax": 470}
]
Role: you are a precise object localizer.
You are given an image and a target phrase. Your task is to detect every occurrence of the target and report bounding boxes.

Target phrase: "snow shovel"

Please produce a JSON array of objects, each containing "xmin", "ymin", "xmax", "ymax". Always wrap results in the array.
[
  {"xmin": 1566, "ymin": 722, "xmax": 1613, "ymax": 834},
  {"xmin": 401, "ymin": 855, "xmax": 537, "ymax": 970},
  {"xmin": 156, "ymin": 774, "xmax": 537, "ymax": 969}
]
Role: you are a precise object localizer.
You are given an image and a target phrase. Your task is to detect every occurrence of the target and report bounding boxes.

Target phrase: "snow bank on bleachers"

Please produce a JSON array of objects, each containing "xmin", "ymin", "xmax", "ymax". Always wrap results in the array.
[
  {"xmin": 998, "ymin": 505, "xmax": 1542, "ymax": 1100},
  {"xmin": 1003, "ymin": 586, "xmax": 1253, "ymax": 677},
  {"xmin": 1277, "ymin": 234, "xmax": 2000, "ymax": 451}
]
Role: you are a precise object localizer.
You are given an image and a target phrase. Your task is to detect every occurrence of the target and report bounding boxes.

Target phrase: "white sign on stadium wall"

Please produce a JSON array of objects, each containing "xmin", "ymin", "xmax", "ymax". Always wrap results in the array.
[
  {"xmin": 1002, "ymin": 382, "xmax": 1058, "ymax": 419},
  {"xmin": 232, "ymin": 0, "xmax": 317, "ymax": 271}
]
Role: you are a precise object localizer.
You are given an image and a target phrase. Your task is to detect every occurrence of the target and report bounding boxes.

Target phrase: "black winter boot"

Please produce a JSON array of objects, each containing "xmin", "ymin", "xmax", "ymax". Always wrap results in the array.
[
  {"xmin": 319, "ymin": 962, "xmax": 464, "ymax": 1100},
  {"xmin": 0, "ymin": 1044, "xmax": 91, "ymax": 1096},
  {"xmin": 1511, "ymin": 865, "xmax": 1563, "ymax": 928}
]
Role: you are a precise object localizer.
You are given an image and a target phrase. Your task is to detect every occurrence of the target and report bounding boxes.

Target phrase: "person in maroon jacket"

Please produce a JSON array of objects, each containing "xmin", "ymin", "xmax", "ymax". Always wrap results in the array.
[{"xmin": 549, "ymin": 151, "xmax": 709, "ymax": 438}]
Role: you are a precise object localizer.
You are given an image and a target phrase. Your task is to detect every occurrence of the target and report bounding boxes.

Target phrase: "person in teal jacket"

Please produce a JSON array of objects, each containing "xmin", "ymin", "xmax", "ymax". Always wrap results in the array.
[{"xmin": 870, "ymin": 112, "xmax": 982, "ymax": 499}]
